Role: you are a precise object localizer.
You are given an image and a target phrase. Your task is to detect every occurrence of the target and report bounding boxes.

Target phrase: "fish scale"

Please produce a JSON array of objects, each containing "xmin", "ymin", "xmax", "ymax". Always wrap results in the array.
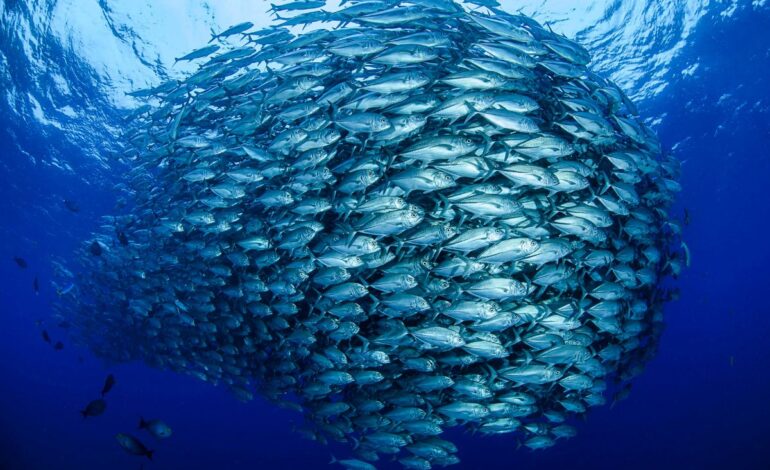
[{"xmin": 59, "ymin": 2, "xmax": 685, "ymax": 469}]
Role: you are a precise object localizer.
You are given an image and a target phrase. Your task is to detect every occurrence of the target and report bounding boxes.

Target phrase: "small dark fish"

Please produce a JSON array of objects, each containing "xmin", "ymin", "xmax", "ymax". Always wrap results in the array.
[
  {"xmin": 54, "ymin": 341, "xmax": 64, "ymax": 351},
  {"xmin": 41, "ymin": 330, "xmax": 51, "ymax": 344},
  {"xmin": 683, "ymin": 208, "xmax": 690, "ymax": 226},
  {"xmin": 33, "ymin": 276, "xmax": 39, "ymax": 295},
  {"xmin": 139, "ymin": 417, "xmax": 172, "ymax": 439},
  {"xmin": 63, "ymin": 199, "xmax": 80, "ymax": 213},
  {"xmin": 80, "ymin": 398, "xmax": 107, "ymax": 418},
  {"xmin": 58, "ymin": 320, "xmax": 71, "ymax": 329},
  {"xmin": 90, "ymin": 241, "xmax": 103, "ymax": 256},
  {"xmin": 13, "ymin": 257, "xmax": 27, "ymax": 268},
  {"xmin": 117, "ymin": 230, "xmax": 129, "ymax": 246},
  {"xmin": 101, "ymin": 374, "xmax": 116, "ymax": 397},
  {"xmin": 115, "ymin": 433, "xmax": 154, "ymax": 460}
]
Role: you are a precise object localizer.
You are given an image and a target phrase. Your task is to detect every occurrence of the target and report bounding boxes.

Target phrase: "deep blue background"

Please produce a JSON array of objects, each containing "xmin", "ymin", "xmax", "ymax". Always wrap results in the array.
[{"xmin": 1, "ymin": 4, "xmax": 769, "ymax": 470}]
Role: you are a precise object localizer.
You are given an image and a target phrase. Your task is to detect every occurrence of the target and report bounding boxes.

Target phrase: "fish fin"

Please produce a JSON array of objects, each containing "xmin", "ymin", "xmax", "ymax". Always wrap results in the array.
[
  {"xmin": 145, "ymin": 450, "xmax": 154, "ymax": 461},
  {"xmin": 456, "ymin": 212, "xmax": 467, "ymax": 230},
  {"xmin": 391, "ymin": 235, "xmax": 405, "ymax": 252},
  {"xmin": 463, "ymin": 107, "xmax": 479, "ymax": 125},
  {"xmin": 521, "ymin": 273, "xmax": 534, "ymax": 296},
  {"xmin": 138, "ymin": 417, "xmax": 147, "ymax": 429},
  {"xmin": 483, "ymin": 363, "xmax": 497, "ymax": 383},
  {"xmin": 522, "ymin": 348, "xmax": 534, "ymax": 364},
  {"xmin": 599, "ymin": 175, "xmax": 611, "ymax": 195}
]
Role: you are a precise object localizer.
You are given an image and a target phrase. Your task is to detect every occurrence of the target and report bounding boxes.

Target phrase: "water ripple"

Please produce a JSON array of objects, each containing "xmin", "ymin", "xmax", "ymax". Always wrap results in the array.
[{"xmin": 0, "ymin": 0, "xmax": 750, "ymax": 175}]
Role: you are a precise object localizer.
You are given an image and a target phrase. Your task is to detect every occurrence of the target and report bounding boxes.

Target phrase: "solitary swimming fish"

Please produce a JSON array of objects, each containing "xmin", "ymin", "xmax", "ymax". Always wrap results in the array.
[
  {"xmin": 101, "ymin": 374, "xmax": 116, "ymax": 397},
  {"xmin": 138, "ymin": 417, "xmax": 172, "ymax": 439},
  {"xmin": 115, "ymin": 433, "xmax": 154, "ymax": 460},
  {"xmin": 80, "ymin": 398, "xmax": 106, "ymax": 418}
]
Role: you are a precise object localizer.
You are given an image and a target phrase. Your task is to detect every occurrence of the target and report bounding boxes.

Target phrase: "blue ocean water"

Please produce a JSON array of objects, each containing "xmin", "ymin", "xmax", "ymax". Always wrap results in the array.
[{"xmin": 1, "ymin": 1, "xmax": 769, "ymax": 469}]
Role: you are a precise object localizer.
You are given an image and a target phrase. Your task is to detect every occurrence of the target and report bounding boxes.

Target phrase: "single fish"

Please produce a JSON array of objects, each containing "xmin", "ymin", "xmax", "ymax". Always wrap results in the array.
[
  {"xmin": 115, "ymin": 433, "xmax": 154, "ymax": 460},
  {"xmin": 138, "ymin": 417, "xmax": 172, "ymax": 439},
  {"xmin": 80, "ymin": 399, "xmax": 107, "ymax": 418},
  {"xmin": 101, "ymin": 374, "xmax": 116, "ymax": 397}
]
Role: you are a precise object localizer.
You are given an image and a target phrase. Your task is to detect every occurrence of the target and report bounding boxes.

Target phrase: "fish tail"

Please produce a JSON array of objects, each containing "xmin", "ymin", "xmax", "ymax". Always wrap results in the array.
[
  {"xmin": 511, "ymin": 327, "xmax": 522, "ymax": 346},
  {"xmin": 483, "ymin": 363, "xmax": 497, "ymax": 383},
  {"xmin": 145, "ymin": 449, "xmax": 154, "ymax": 461},
  {"xmin": 522, "ymin": 349, "xmax": 534, "ymax": 364},
  {"xmin": 138, "ymin": 416, "xmax": 147, "ymax": 429},
  {"xmin": 599, "ymin": 175, "xmax": 611, "ymax": 195}
]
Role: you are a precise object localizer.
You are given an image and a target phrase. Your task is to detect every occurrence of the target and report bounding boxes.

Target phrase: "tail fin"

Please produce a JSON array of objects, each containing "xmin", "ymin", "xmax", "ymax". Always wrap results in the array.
[
  {"xmin": 138, "ymin": 417, "xmax": 147, "ymax": 429},
  {"xmin": 145, "ymin": 450, "xmax": 154, "ymax": 461}
]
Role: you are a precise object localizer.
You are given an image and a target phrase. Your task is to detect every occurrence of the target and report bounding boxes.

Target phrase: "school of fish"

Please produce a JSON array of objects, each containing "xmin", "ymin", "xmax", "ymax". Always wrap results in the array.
[{"xmin": 56, "ymin": 1, "xmax": 686, "ymax": 468}]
